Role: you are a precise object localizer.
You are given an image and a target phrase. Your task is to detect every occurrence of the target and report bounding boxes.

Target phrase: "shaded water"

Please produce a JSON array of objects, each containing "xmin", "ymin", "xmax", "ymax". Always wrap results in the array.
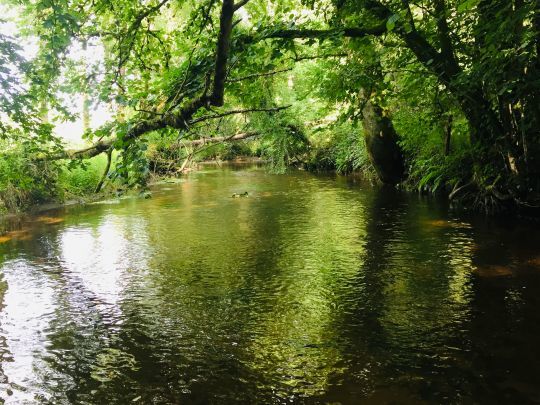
[{"xmin": 1, "ymin": 165, "xmax": 540, "ymax": 404}]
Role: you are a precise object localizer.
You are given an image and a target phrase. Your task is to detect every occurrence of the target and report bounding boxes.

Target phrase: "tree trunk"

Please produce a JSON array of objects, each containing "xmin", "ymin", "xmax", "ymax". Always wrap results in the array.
[
  {"xmin": 361, "ymin": 96, "xmax": 405, "ymax": 185},
  {"xmin": 82, "ymin": 40, "xmax": 91, "ymax": 133},
  {"xmin": 444, "ymin": 115, "xmax": 452, "ymax": 156},
  {"xmin": 95, "ymin": 148, "xmax": 112, "ymax": 193}
]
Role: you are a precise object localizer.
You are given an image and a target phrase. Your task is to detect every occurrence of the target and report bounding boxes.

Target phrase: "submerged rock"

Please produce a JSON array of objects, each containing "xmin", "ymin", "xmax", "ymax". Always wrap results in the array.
[{"xmin": 140, "ymin": 191, "xmax": 152, "ymax": 199}]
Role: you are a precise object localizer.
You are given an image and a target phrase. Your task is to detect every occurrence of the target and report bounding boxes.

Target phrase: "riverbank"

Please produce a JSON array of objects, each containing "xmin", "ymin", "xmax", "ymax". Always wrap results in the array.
[
  {"xmin": 0, "ymin": 156, "xmax": 265, "ymax": 218},
  {"xmin": 2, "ymin": 156, "xmax": 539, "ymax": 221}
]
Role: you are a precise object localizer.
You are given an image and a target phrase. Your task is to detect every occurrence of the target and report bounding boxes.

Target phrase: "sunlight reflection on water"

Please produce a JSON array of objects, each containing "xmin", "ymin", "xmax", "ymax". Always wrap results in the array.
[{"xmin": 0, "ymin": 165, "xmax": 539, "ymax": 404}]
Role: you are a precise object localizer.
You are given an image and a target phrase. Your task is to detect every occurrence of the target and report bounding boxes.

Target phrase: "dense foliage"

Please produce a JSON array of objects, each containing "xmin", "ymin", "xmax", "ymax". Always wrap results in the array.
[{"xmin": 0, "ymin": 0, "xmax": 539, "ymax": 214}]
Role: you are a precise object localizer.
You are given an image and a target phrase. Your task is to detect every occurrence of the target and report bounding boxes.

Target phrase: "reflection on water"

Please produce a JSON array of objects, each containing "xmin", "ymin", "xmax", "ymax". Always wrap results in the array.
[{"xmin": 1, "ymin": 165, "xmax": 540, "ymax": 403}]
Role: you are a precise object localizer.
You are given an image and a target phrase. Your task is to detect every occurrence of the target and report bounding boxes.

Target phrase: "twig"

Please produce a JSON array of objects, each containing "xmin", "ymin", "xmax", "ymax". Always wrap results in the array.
[
  {"xmin": 228, "ymin": 68, "xmax": 292, "ymax": 82},
  {"xmin": 233, "ymin": 0, "xmax": 251, "ymax": 11},
  {"xmin": 189, "ymin": 104, "xmax": 291, "ymax": 124},
  {"xmin": 292, "ymin": 53, "xmax": 347, "ymax": 62}
]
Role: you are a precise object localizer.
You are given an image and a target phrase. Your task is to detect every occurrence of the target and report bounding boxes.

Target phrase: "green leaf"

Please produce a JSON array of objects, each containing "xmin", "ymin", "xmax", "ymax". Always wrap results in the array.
[
  {"xmin": 386, "ymin": 14, "xmax": 400, "ymax": 32},
  {"xmin": 457, "ymin": 0, "xmax": 480, "ymax": 13}
]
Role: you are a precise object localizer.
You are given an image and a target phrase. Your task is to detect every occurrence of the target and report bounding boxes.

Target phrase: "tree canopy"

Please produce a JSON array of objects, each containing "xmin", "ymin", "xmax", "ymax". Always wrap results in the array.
[{"xmin": 1, "ymin": 0, "xmax": 539, "ymax": 213}]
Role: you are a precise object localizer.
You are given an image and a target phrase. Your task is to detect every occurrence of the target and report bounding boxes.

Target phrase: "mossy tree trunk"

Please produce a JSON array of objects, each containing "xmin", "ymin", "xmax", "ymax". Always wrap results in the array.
[{"xmin": 361, "ymin": 94, "xmax": 405, "ymax": 185}]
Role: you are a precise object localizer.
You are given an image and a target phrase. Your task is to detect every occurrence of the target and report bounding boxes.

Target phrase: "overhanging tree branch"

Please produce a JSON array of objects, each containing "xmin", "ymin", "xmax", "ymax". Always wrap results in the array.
[
  {"xmin": 186, "ymin": 131, "xmax": 258, "ymax": 146},
  {"xmin": 228, "ymin": 68, "xmax": 292, "ymax": 82},
  {"xmin": 262, "ymin": 3, "xmax": 503, "ymax": 144},
  {"xmin": 55, "ymin": 0, "xmax": 237, "ymax": 161},
  {"xmin": 292, "ymin": 53, "xmax": 347, "ymax": 62},
  {"xmin": 70, "ymin": 10, "xmax": 386, "ymax": 163},
  {"xmin": 190, "ymin": 105, "xmax": 292, "ymax": 124},
  {"xmin": 265, "ymin": 24, "xmax": 387, "ymax": 40},
  {"xmin": 115, "ymin": 0, "xmax": 172, "ymax": 79},
  {"xmin": 233, "ymin": 0, "xmax": 251, "ymax": 11},
  {"xmin": 59, "ymin": 103, "xmax": 290, "ymax": 160}
]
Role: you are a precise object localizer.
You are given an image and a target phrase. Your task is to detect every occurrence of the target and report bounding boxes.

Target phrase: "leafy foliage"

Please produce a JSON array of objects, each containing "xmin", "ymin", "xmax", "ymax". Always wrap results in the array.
[
  {"xmin": 0, "ymin": 141, "xmax": 62, "ymax": 211},
  {"xmin": 0, "ymin": 0, "xmax": 539, "ymax": 213}
]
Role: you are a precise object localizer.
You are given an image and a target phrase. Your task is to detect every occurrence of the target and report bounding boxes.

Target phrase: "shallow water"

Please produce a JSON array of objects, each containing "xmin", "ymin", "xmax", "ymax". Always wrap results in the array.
[{"xmin": 1, "ymin": 165, "xmax": 540, "ymax": 404}]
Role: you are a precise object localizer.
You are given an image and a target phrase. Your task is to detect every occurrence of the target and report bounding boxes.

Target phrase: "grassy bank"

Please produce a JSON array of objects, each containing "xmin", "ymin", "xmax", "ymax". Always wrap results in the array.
[{"xmin": 0, "ymin": 150, "xmax": 118, "ymax": 214}]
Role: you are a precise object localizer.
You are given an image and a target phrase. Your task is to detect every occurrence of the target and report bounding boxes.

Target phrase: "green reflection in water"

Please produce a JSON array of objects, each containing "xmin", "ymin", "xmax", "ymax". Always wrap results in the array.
[{"xmin": 1, "ymin": 165, "xmax": 540, "ymax": 404}]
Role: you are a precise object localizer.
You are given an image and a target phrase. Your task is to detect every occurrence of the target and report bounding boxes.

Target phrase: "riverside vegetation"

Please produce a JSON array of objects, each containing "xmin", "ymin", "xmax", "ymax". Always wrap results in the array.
[{"xmin": 1, "ymin": 0, "xmax": 539, "ymax": 215}]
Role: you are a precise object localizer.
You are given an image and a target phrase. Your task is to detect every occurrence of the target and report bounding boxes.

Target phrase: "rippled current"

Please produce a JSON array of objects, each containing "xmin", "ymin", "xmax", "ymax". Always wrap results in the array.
[{"xmin": 1, "ymin": 164, "xmax": 540, "ymax": 404}]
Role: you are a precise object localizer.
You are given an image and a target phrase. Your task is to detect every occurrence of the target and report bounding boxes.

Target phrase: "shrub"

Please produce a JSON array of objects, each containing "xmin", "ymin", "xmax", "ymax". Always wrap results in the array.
[{"xmin": 0, "ymin": 143, "xmax": 62, "ymax": 211}]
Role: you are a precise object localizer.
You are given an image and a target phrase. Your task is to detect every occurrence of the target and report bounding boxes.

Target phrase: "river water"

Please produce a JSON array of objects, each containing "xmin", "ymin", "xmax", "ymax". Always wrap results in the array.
[{"xmin": 0, "ymin": 164, "xmax": 539, "ymax": 404}]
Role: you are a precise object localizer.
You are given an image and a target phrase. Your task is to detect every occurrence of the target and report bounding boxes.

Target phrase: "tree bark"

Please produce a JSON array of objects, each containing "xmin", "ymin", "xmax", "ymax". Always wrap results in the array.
[
  {"xmin": 361, "ymin": 94, "xmax": 405, "ymax": 185},
  {"xmin": 95, "ymin": 148, "xmax": 113, "ymax": 193},
  {"xmin": 211, "ymin": 0, "xmax": 234, "ymax": 106},
  {"xmin": 184, "ymin": 131, "xmax": 258, "ymax": 146},
  {"xmin": 444, "ymin": 115, "xmax": 452, "ymax": 156}
]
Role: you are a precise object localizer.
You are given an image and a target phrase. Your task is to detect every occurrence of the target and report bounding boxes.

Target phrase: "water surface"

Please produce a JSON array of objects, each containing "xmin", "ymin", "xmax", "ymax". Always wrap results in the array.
[{"xmin": 1, "ymin": 165, "xmax": 540, "ymax": 404}]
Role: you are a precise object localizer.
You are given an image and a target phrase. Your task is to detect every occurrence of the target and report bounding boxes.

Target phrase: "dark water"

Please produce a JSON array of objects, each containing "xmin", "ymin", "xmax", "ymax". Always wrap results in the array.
[{"xmin": 1, "ymin": 165, "xmax": 540, "ymax": 404}]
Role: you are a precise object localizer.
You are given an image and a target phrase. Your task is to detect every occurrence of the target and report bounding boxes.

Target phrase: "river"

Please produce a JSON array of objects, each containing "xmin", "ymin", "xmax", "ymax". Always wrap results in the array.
[{"xmin": 0, "ymin": 164, "xmax": 539, "ymax": 404}]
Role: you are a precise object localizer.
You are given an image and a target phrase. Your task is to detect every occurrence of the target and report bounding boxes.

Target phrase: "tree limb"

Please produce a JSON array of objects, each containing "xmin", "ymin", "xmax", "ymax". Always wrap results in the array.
[
  {"xmin": 53, "ymin": 0, "xmax": 237, "ymax": 161},
  {"xmin": 233, "ymin": 0, "xmax": 251, "ymax": 11},
  {"xmin": 292, "ymin": 53, "xmax": 347, "ymax": 62},
  {"xmin": 95, "ymin": 148, "xmax": 113, "ymax": 193},
  {"xmin": 432, "ymin": 0, "xmax": 457, "ymax": 66},
  {"xmin": 264, "ymin": 3, "xmax": 504, "ymax": 144},
  {"xmin": 186, "ymin": 131, "xmax": 258, "ymax": 146},
  {"xmin": 211, "ymin": 0, "xmax": 235, "ymax": 105},
  {"xmin": 228, "ymin": 68, "xmax": 292, "ymax": 82},
  {"xmin": 190, "ymin": 105, "xmax": 291, "ymax": 124},
  {"xmin": 265, "ymin": 24, "xmax": 387, "ymax": 40},
  {"xmin": 115, "ymin": 0, "xmax": 172, "ymax": 79}
]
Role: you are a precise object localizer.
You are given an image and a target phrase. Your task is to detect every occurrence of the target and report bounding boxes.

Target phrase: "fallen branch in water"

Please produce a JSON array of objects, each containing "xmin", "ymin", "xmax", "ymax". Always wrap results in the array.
[
  {"xmin": 449, "ymin": 180, "xmax": 474, "ymax": 201},
  {"xmin": 150, "ymin": 131, "xmax": 260, "ymax": 173}
]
